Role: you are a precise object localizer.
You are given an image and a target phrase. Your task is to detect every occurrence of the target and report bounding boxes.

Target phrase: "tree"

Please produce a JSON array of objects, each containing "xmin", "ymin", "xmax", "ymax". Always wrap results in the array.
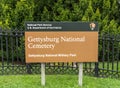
[
  {"xmin": 0, "ymin": 0, "xmax": 34, "ymax": 29},
  {"xmin": 41, "ymin": 6, "xmax": 51, "ymax": 21},
  {"xmin": 0, "ymin": 0, "xmax": 119, "ymax": 33},
  {"xmin": 82, "ymin": 0, "xmax": 94, "ymax": 21},
  {"xmin": 102, "ymin": 0, "xmax": 111, "ymax": 18},
  {"xmin": 0, "ymin": 0, "xmax": 16, "ymax": 29},
  {"xmin": 14, "ymin": 0, "xmax": 34, "ymax": 29},
  {"xmin": 52, "ymin": 0, "xmax": 70, "ymax": 21}
]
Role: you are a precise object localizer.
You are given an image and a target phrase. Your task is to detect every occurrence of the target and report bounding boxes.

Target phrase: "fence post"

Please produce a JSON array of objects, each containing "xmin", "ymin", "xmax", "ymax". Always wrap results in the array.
[
  {"xmin": 0, "ymin": 28, "xmax": 4, "ymax": 75},
  {"xmin": 26, "ymin": 64, "xmax": 32, "ymax": 74},
  {"xmin": 95, "ymin": 62, "xmax": 99, "ymax": 77}
]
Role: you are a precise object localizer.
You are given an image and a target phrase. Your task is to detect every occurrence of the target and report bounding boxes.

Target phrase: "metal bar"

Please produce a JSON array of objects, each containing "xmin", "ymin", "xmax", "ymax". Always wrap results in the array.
[
  {"xmin": 107, "ymin": 36, "xmax": 110, "ymax": 71},
  {"xmin": 20, "ymin": 32, "xmax": 24, "ymax": 63},
  {"xmin": 89, "ymin": 63, "xmax": 92, "ymax": 73},
  {"xmin": 11, "ymin": 32, "xmax": 14, "ymax": 74},
  {"xmin": 26, "ymin": 64, "xmax": 32, "ymax": 74},
  {"xmin": 116, "ymin": 39, "xmax": 119, "ymax": 73},
  {"xmin": 95, "ymin": 63, "xmax": 99, "ymax": 77},
  {"xmin": 15, "ymin": 32, "xmax": 19, "ymax": 62},
  {"xmin": 112, "ymin": 36, "xmax": 114, "ymax": 72},
  {"xmin": 5, "ymin": 32, "xmax": 9, "ymax": 65},
  {"xmin": 116, "ymin": 36, "xmax": 120, "ymax": 73},
  {"xmin": 102, "ymin": 35, "xmax": 105, "ymax": 76},
  {"xmin": 84, "ymin": 63, "xmax": 87, "ymax": 69},
  {"xmin": 1, "ymin": 32, "xmax": 4, "ymax": 75}
]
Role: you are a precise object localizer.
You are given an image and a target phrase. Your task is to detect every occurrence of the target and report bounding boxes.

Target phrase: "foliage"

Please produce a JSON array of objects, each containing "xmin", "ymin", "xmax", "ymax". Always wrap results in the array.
[
  {"xmin": 0, "ymin": 0, "xmax": 34, "ymax": 29},
  {"xmin": 0, "ymin": 0, "xmax": 119, "ymax": 33}
]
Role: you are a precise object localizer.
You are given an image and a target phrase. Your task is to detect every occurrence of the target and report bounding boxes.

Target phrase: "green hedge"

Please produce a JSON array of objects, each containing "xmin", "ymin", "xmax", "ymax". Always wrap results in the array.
[{"xmin": 0, "ymin": 0, "xmax": 120, "ymax": 34}]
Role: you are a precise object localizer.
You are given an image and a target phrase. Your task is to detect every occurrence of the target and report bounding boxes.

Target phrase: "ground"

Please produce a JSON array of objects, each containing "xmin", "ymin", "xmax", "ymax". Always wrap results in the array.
[{"xmin": 0, "ymin": 75, "xmax": 120, "ymax": 88}]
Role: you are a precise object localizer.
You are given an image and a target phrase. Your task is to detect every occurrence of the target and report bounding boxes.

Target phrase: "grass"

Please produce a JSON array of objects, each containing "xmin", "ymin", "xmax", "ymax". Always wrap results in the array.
[{"xmin": 0, "ymin": 75, "xmax": 120, "ymax": 88}]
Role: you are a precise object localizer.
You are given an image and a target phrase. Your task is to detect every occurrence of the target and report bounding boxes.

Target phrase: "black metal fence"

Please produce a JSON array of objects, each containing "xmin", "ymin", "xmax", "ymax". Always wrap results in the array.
[{"xmin": 0, "ymin": 30, "xmax": 120, "ymax": 78}]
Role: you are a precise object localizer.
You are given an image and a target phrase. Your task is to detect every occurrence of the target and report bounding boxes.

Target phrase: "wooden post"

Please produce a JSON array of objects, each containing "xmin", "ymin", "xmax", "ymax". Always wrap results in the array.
[
  {"xmin": 78, "ymin": 63, "xmax": 83, "ymax": 86},
  {"xmin": 41, "ymin": 63, "xmax": 45, "ymax": 86}
]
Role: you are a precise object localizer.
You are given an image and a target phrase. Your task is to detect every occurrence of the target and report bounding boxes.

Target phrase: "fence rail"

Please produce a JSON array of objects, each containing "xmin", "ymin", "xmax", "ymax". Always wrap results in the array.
[{"xmin": 0, "ymin": 30, "xmax": 120, "ymax": 78}]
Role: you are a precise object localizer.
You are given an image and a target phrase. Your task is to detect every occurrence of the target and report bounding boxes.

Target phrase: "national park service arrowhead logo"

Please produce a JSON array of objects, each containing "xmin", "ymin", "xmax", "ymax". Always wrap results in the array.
[{"xmin": 89, "ymin": 22, "xmax": 96, "ymax": 30}]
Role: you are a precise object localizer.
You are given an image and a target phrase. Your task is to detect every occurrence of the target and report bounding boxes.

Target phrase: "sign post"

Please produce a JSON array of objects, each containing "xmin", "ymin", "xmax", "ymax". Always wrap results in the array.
[
  {"xmin": 25, "ymin": 22, "xmax": 98, "ymax": 86},
  {"xmin": 41, "ymin": 63, "xmax": 45, "ymax": 86},
  {"xmin": 78, "ymin": 63, "xmax": 83, "ymax": 86}
]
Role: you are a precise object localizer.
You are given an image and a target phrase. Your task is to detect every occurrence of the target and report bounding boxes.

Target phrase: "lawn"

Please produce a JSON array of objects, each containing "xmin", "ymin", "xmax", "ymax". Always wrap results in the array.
[{"xmin": 0, "ymin": 75, "xmax": 120, "ymax": 88}]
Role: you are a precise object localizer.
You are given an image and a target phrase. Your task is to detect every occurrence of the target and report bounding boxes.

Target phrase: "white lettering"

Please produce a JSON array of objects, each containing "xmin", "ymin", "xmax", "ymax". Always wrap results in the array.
[
  {"xmin": 28, "ymin": 43, "xmax": 55, "ymax": 49},
  {"xmin": 61, "ymin": 36, "xmax": 85, "ymax": 42}
]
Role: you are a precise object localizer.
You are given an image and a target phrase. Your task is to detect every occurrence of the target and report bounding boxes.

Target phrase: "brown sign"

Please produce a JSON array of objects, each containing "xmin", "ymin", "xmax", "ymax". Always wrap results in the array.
[{"xmin": 25, "ymin": 31, "xmax": 98, "ymax": 63}]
